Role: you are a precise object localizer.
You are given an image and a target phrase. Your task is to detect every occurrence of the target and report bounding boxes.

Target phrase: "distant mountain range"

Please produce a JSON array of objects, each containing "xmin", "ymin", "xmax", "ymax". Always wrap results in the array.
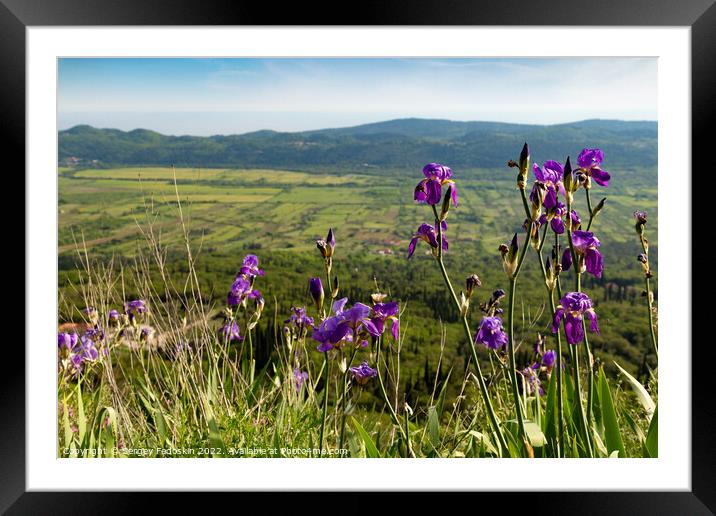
[{"xmin": 59, "ymin": 118, "xmax": 657, "ymax": 169}]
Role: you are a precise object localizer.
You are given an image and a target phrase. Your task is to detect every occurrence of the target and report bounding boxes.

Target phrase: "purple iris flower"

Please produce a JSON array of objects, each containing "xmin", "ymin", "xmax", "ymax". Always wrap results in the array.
[
  {"xmin": 108, "ymin": 309, "xmax": 119, "ymax": 322},
  {"xmin": 58, "ymin": 332, "xmax": 79, "ymax": 351},
  {"xmin": 293, "ymin": 368, "xmax": 309, "ymax": 392},
  {"xmin": 407, "ymin": 221, "xmax": 448, "ymax": 259},
  {"xmin": 532, "ymin": 160, "xmax": 564, "ymax": 209},
  {"xmin": 474, "ymin": 316, "xmax": 509, "ymax": 350},
  {"xmin": 238, "ymin": 254, "xmax": 265, "ymax": 278},
  {"xmin": 342, "ymin": 302, "xmax": 380, "ymax": 337},
  {"xmin": 414, "ymin": 163, "xmax": 458, "ymax": 206},
  {"xmin": 285, "ymin": 306, "xmax": 314, "ymax": 332},
  {"xmin": 539, "ymin": 201, "xmax": 567, "ymax": 234},
  {"xmin": 562, "ymin": 230, "xmax": 603, "ymax": 278},
  {"xmin": 309, "ymin": 277, "xmax": 324, "ymax": 311},
  {"xmin": 125, "ymin": 299, "xmax": 147, "ymax": 319},
  {"xmin": 312, "ymin": 315, "xmax": 351, "ymax": 352},
  {"xmin": 349, "ymin": 361, "xmax": 378, "ymax": 385},
  {"xmin": 542, "ymin": 349, "xmax": 557, "ymax": 369},
  {"xmin": 85, "ymin": 327, "xmax": 105, "ymax": 342},
  {"xmin": 311, "ymin": 298, "xmax": 381, "ymax": 352},
  {"xmin": 521, "ymin": 363, "xmax": 544, "ymax": 396},
  {"xmin": 227, "ymin": 276, "xmax": 262, "ymax": 306},
  {"xmin": 371, "ymin": 301, "xmax": 400, "ymax": 340},
  {"xmin": 551, "ymin": 292, "xmax": 600, "ymax": 345},
  {"xmin": 72, "ymin": 335, "xmax": 99, "ymax": 365},
  {"xmin": 316, "ymin": 228, "xmax": 336, "ymax": 259},
  {"xmin": 577, "ymin": 148, "xmax": 611, "ymax": 187},
  {"xmin": 219, "ymin": 321, "xmax": 243, "ymax": 342},
  {"xmin": 139, "ymin": 326, "xmax": 155, "ymax": 341},
  {"xmin": 570, "ymin": 210, "xmax": 582, "ymax": 230}
]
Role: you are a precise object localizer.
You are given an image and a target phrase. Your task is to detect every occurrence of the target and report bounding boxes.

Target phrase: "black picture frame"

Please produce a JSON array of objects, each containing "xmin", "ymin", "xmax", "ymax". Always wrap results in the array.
[{"xmin": 4, "ymin": 0, "xmax": 713, "ymax": 512}]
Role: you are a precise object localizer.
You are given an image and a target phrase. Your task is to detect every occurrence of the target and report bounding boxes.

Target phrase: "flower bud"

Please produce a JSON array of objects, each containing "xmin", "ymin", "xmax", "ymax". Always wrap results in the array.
[
  {"xmin": 517, "ymin": 142, "xmax": 530, "ymax": 188},
  {"xmin": 371, "ymin": 292, "xmax": 387, "ymax": 304},
  {"xmin": 332, "ymin": 275, "xmax": 340, "ymax": 299},
  {"xmin": 465, "ymin": 274, "xmax": 481, "ymax": 298},
  {"xmin": 491, "ymin": 289, "xmax": 506, "ymax": 303},
  {"xmin": 530, "ymin": 182, "xmax": 547, "ymax": 221},
  {"xmin": 309, "ymin": 277, "xmax": 324, "ymax": 313},
  {"xmin": 637, "ymin": 253, "xmax": 650, "ymax": 275},
  {"xmin": 634, "ymin": 210, "xmax": 647, "ymax": 235},
  {"xmin": 545, "ymin": 257, "xmax": 556, "ymax": 291},
  {"xmin": 562, "ymin": 157, "xmax": 576, "ymax": 204},
  {"xmin": 525, "ymin": 220, "xmax": 541, "ymax": 251},
  {"xmin": 440, "ymin": 185, "xmax": 453, "ymax": 221},
  {"xmin": 501, "ymin": 234, "xmax": 519, "ymax": 278},
  {"xmin": 592, "ymin": 197, "xmax": 607, "ymax": 218},
  {"xmin": 458, "ymin": 291, "xmax": 470, "ymax": 317}
]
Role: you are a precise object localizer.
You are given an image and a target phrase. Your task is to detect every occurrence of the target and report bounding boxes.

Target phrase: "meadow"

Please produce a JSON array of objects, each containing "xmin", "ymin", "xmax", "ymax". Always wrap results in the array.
[{"xmin": 57, "ymin": 157, "xmax": 658, "ymax": 458}]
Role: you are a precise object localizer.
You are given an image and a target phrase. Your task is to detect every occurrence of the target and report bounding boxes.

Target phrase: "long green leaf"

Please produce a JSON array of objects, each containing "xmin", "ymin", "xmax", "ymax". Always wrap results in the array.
[
  {"xmin": 644, "ymin": 405, "xmax": 658, "ymax": 458},
  {"xmin": 598, "ymin": 368, "xmax": 626, "ymax": 458},
  {"xmin": 524, "ymin": 420, "xmax": 546, "ymax": 448},
  {"xmin": 614, "ymin": 361, "xmax": 655, "ymax": 418},
  {"xmin": 351, "ymin": 417, "xmax": 380, "ymax": 458},
  {"xmin": 427, "ymin": 406, "xmax": 440, "ymax": 449},
  {"xmin": 543, "ymin": 370, "xmax": 558, "ymax": 440},
  {"xmin": 76, "ymin": 382, "xmax": 86, "ymax": 446}
]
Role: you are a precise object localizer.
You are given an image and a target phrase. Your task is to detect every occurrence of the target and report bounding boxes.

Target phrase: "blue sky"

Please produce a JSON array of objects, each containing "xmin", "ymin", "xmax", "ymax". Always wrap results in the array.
[{"xmin": 58, "ymin": 58, "xmax": 657, "ymax": 136}]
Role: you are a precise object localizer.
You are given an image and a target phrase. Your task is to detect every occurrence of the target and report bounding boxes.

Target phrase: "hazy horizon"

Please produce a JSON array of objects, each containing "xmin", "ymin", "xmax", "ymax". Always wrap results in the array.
[
  {"xmin": 59, "ymin": 57, "xmax": 657, "ymax": 136},
  {"xmin": 59, "ymin": 114, "xmax": 657, "ymax": 138}
]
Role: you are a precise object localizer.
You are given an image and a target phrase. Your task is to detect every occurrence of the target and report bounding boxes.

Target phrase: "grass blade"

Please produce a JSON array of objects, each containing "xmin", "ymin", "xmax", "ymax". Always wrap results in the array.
[
  {"xmin": 352, "ymin": 417, "xmax": 381, "ymax": 458},
  {"xmin": 598, "ymin": 367, "xmax": 626, "ymax": 458}
]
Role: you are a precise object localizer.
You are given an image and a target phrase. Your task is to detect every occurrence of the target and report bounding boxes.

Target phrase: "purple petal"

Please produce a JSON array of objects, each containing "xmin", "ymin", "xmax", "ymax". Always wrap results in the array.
[
  {"xmin": 551, "ymin": 217, "xmax": 565, "ymax": 234},
  {"xmin": 407, "ymin": 237, "xmax": 418, "ymax": 259},
  {"xmin": 390, "ymin": 319, "xmax": 400, "ymax": 341},
  {"xmin": 591, "ymin": 167, "xmax": 611, "ymax": 187},
  {"xmin": 586, "ymin": 309, "xmax": 600, "ymax": 335},
  {"xmin": 450, "ymin": 182, "xmax": 459, "ymax": 207},
  {"xmin": 562, "ymin": 248, "xmax": 572, "ymax": 271},
  {"xmin": 414, "ymin": 179, "xmax": 428, "ymax": 202},
  {"xmin": 564, "ymin": 314, "xmax": 584, "ymax": 345},
  {"xmin": 426, "ymin": 179, "xmax": 442, "ymax": 205},
  {"xmin": 551, "ymin": 307, "xmax": 564, "ymax": 334},
  {"xmin": 585, "ymin": 248, "xmax": 604, "ymax": 278},
  {"xmin": 332, "ymin": 297, "xmax": 348, "ymax": 314}
]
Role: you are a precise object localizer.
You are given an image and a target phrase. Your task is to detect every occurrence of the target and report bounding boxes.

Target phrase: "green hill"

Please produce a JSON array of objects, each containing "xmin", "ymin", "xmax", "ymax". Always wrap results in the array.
[{"xmin": 59, "ymin": 118, "xmax": 657, "ymax": 170}]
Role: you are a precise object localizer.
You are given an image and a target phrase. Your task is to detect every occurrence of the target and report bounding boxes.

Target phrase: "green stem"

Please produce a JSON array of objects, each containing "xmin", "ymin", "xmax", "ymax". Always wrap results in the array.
[
  {"xmin": 507, "ymin": 276, "xmax": 528, "ymax": 449},
  {"xmin": 403, "ymin": 398, "xmax": 412, "ymax": 458},
  {"xmin": 645, "ymin": 275, "xmax": 658, "ymax": 357},
  {"xmin": 376, "ymin": 336, "xmax": 413, "ymax": 457},
  {"xmin": 585, "ymin": 188, "xmax": 594, "ymax": 231},
  {"xmin": 431, "ymin": 205, "xmax": 509, "ymax": 455},
  {"xmin": 324, "ymin": 262, "xmax": 333, "ymax": 300},
  {"xmin": 536, "ymin": 224, "xmax": 565, "ymax": 457},
  {"xmin": 570, "ymin": 338, "xmax": 594, "ymax": 457},
  {"xmin": 565, "ymin": 195, "xmax": 595, "ymax": 457},
  {"xmin": 339, "ymin": 346, "xmax": 359, "ymax": 451},
  {"xmin": 318, "ymin": 351, "xmax": 329, "ymax": 457},
  {"xmin": 519, "ymin": 187, "xmax": 531, "ymax": 220}
]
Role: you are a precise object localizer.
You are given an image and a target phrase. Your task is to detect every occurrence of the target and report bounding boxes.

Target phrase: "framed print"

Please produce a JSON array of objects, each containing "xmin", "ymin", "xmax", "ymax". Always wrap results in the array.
[{"xmin": 4, "ymin": 0, "xmax": 714, "ymax": 512}]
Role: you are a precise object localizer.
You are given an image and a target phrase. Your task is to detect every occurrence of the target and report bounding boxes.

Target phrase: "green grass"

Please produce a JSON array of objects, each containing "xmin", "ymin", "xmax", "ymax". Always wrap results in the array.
[{"xmin": 57, "ymin": 164, "xmax": 658, "ymax": 458}]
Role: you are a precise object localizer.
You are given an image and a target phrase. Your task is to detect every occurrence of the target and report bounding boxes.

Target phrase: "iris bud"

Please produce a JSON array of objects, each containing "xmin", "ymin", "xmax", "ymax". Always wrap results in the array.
[
  {"xmin": 465, "ymin": 274, "xmax": 482, "ymax": 298},
  {"xmin": 517, "ymin": 142, "xmax": 530, "ymax": 189},
  {"xmin": 592, "ymin": 197, "xmax": 607, "ymax": 218},
  {"xmin": 309, "ymin": 277, "xmax": 324, "ymax": 313},
  {"xmin": 501, "ymin": 234, "xmax": 519, "ymax": 278},
  {"xmin": 440, "ymin": 185, "xmax": 453, "ymax": 221}
]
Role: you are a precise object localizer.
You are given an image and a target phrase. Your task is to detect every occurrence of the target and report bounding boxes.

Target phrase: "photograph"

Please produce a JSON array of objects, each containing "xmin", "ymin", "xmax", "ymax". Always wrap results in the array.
[{"xmin": 56, "ymin": 56, "xmax": 659, "ymax": 460}]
